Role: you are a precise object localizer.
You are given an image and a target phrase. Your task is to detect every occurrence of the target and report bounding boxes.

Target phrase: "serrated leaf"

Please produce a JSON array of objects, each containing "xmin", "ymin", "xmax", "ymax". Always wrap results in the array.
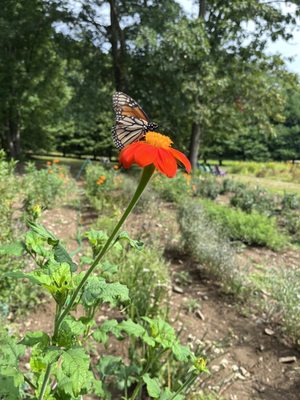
[
  {"xmin": 117, "ymin": 231, "xmax": 144, "ymax": 250},
  {"xmin": 0, "ymin": 367, "xmax": 24, "ymax": 400},
  {"xmin": 143, "ymin": 317, "xmax": 176, "ymax": 349},
  {"xmin": 20, "ymin": 331, "xmax": 50, "ymax": 348},
  {"xmin": 0, "ymin": 242, "xmax": 25, "ymax": 257},
  {"xmin": 0, "ymin": 332, "xmax": 25, "ymax": 399},
  {"xmin": 118, "ymin": 319, "xmax": 155, "ymax": 346},
  {"xmin": 97, "ymin": 355, "xmax": 123, "ymax": 377},
  {"xmin": 171, "ymin": 342, "xmax": 193, "ymax": 362},
  {"xmin": 93, "ymin": 319, "xmax": 121, "ymax": 344},
  {"xmin": 56, "ymin": 347, "xmax": 92, "ymax": 397},
  {"xmin": 82, "ymin": 276, "xmax": 129, "ymax": 307},
  {"xmin": 143, "ymin": 373, "xmax": 161, "ymax": 398}
]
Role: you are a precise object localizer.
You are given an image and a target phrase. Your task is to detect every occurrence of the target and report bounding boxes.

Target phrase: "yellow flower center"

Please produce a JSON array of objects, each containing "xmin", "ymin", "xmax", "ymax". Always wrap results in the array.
[{"xmin": 145, "ymin": 131, "xmax": 173, "ymax": 149}]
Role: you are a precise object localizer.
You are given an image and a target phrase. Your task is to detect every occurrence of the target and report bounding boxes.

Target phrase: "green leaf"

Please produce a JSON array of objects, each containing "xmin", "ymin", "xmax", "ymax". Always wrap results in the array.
[
  {"xmin": 0, "ymin": 367, "xmax": 24, "ymax": 400},
  {"xmin": 56, "ymin": 347, "xmax": 93, "ymax": 397},
  {"xmin": 93, "ymin": 319, "xmax": 121, "ymax": 344},
  {"xmin": 118, "ymin": 319, "xmax": 155, "ymax": 346},
  {"xmin": 0, "ymin": 331, "xmax": 25, "ymax": 399},
  {"xmin": 53, "ymin": 243, "xmax": 77, "ymax": 272},
  {"xmin": 143, "ymin": 373, "xmax": 161, "ymax": 398},
  {"xmin": 0, "ymin": 242, "xmax": 25, "ymax": 257},
  {"xmin": 160, "ymin": 388, "xmax": 184, "ymax": 400},
  {"xmin": 143, "ymin": 317, "xmax": 176, "ymax": 349},
  {"xmin": 20, "ymin": 331, "xmax": 50, "ymax": 348},
  {"xmin": 117, "ymin": 231, "xmax": 144, "ymax": 250},
  {"xmin": 97, "ymin": 355, "xmax": 123, "ymax": 377},
  {"xmin": 82, "ymin": 276, "xmax": 129, "ymax": 307}
]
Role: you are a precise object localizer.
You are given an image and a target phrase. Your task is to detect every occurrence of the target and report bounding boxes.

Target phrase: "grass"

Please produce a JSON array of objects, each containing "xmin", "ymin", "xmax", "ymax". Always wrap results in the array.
[{"xmin": 226, "ymin": 174, "xmax": 300, "ymax": 195}]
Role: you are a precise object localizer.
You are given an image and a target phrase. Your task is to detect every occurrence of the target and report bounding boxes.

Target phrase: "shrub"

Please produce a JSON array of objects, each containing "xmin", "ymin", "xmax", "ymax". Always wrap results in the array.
[
  {"xmin": 250, "ymin": 267, "xmax": 300, "ymax": 341},
  {"xmin": 23, "ymin": 161, "xmax": 69, "ymax": 211},
  {"xmin": 201, "ymin": 199, "xmax": 287, "ymax": 250},
  {"xmin": 281, "ymin": 193, "xmax": 300, "ymax": 211},
  {"xmin": 220, "ymin": 178, "xmax": 246, "ymax": 194},
  {"xmin": 152, "ymin": 172, "xmax": 192, "ymax": 202},
  {"xmin": 230, "ymin": 186, "xmax": 276, "ymax": 215},
  {"xmin": 280, "ymin": 211, "xmax": 300, "ymax": 242},
  {"xmin": 178, "ymin": 199, "xmax": 247, "ymax": 295},
  {"xmin": 85, "ymin": 163, "xmax": 115, "ymax": 197},
  {"xmin": 192, "ymin": 175, "xmax": 223, "ymax": 200},
  {"xmin": 115, "ymin": 246, "xmax": 171, "ymax": 320}
]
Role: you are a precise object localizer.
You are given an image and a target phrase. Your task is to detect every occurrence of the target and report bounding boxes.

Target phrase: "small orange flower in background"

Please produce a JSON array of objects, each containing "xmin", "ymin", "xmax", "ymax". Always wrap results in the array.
[
  {"xmin": 113, "ymin": 165, "xmax": 119, "ymax": 170},
  {"xmin": 59, "ymin": 173, "xmax": 65, "ymax": 178},
  {"xmin": 53, "ymin": 159, "xmax": 60, "ymax": 163},
  {"xmin": 119, "ymin": 132, "xmax": 191, "ymax": 178},
  {"xmin": 47, "ymin": 161, "xmax": 52, "ymax": 166},
  {"xmin": 184, "ymin": 172, "xmax": 192, "ymax": 185},
  {"xmin": 96, "ymin": 175, "xmax": 106, "ymax": 185},
  {"xmin": 48, "ymin": 169, "xmax": 54, "ymax": 174}
]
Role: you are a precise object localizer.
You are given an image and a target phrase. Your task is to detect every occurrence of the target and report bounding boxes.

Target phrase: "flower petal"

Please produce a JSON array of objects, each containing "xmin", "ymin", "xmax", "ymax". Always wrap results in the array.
[
  {"xmin": 155, "ymin": 148, "xmax": 177, "ymax": 178},
  {"xmin": 119, "ymin": 143, "xmax": 140, "ymax": 168},
  {"xmin": 169, "ymin": 148, "xmax": 191, "ymax": 173},
  {"xmin": 134, "ymin": 143, "xmax": 156, "ymax": 167}
]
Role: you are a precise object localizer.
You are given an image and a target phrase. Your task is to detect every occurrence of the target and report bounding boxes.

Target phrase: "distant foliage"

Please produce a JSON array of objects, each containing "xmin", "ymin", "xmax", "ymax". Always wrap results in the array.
[
  {"xmin": 200, "ymin": 199, "xmax": 287, "ymax": 250},
  {"xmin": 230, "ymin": 187, "xmax": 277, "ymax": 216},
  {"xmin": 23, "ymin": 162, "xmax": 69, "ymax": 213},
  {"xmin": 178, "ymin": 199, "xmax": 247, "ymax": 295}
]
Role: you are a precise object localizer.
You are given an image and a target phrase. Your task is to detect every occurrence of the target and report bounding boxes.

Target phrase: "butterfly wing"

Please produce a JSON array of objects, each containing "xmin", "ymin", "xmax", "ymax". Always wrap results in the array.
[
  {"xmin": 112, "ymin": 115, "xmax": 149, "ymax": 150},
  {"xmin": 113, "ymin": 92, "xmax": 150, "ymax": 121}
]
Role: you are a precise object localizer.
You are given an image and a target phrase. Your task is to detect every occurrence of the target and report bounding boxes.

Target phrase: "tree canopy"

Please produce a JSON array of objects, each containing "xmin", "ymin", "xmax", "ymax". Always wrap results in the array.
[{"xmin": 0, "ymin": 0, "xmax": 299, "ymax": 163}]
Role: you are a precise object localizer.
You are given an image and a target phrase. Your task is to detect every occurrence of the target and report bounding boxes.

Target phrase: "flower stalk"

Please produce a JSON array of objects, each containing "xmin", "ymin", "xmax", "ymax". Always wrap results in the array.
[{"xmin": 54, "ymin": 164, "xmax": 155, "ymax": 338}]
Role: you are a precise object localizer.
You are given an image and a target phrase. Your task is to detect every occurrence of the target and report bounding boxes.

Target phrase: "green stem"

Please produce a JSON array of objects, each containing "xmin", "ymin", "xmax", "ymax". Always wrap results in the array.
[
  {"xmin": 168, "ymin": 373, "xmax": 197, "ymax": 400},
  {"xmin": 38, "ymin": 364, "xmax": 52, "ymax": 400},
  {"xmin": 24, "ymin": 375, "xmax": 37, "ymax": 390},
  {"xmin": 54, "ymin": 165, "xmax": 155, "ymax": 338}
]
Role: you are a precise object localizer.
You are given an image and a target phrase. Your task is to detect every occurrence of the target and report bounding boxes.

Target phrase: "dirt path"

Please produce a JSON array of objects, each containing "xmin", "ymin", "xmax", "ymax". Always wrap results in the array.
[{"xmin": 19, "ymin": 184, "xmax": 300, "ymax": 400}]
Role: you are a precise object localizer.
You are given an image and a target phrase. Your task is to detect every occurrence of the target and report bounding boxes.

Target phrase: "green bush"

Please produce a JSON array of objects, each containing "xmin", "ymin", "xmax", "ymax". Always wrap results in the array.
[
  {"xmin": 23, "ymin": 161, "xmax": 69, "ymax": 211},
  {"xmin": 192, "ymin": 175, "xmax": 223, "ymax": 200},
  {"xmin": 85, "ymin": 163, "xmax": 115, "ymax": 197},
  {"xmin": 280, "ymin": 211, "xmax": 300, "ymax": 242},
  {"xmin": 250, "ymin": 267, "xmax": 300, "ymax": 341},
  {"xmin": 220, "ymin": 178, "xmax": 246, "ymax": 194},
  {"xmin": 0, "ymin": 153, "xmax": 41, "ymax": 315},
  {"xmin": 201, "ymin": 199, "xmax": 287, "ymax": 250},
  {"xmin": 178, "ymin": 199, "xmax": 247, "ymax": 295},
  {"xmin": 115, "ymin": 246, "xmax": 171, "ymax": 320},
  {"xmin": 281, "ymin": 193, "xmax": 300, "ymax": 210},
  {"xmin": 152, "ymin": 172, "xmax": 192, "ymax": 202},
  {"xmin": 230, "ymin": 186, "xmax": 276, "ymax": 215}
]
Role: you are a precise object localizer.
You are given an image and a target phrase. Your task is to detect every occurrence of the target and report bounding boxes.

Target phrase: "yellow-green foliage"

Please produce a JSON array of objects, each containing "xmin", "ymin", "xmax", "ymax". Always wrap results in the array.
[
  {"xmin": 200, "ymin": 199, "xmax": 287, "ymax": 250},
  {"xmin": 226, "ymin": 161, "xmax": 300, "ymax": 183}
]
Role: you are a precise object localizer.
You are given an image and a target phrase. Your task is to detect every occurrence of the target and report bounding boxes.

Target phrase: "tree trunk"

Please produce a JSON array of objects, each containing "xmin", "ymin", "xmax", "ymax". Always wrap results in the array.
[
  {"xmin": 6, "ymin": 109, "xmax": 21, "ymax": 159},
  {"xmin": 188, "ymin": 122, "xmax": 201, "ymax": 170},
  {"xmin": 109, "ymin": 0, "xmax": 127, "ymax": 92},
  {"xmin": 188, "ymin": 0, "xmax": 206, "ymax": 169}
]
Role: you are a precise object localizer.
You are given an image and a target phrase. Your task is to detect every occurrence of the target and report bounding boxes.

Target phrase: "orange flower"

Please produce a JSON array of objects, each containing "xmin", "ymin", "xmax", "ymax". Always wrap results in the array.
[
  {"xmin": 59, "ymin": 173, "xmax": 65, "ymax": 178},
  {"xmin": 96, "ymin": 175, "xmax": 106, "ymax": 185},
  {"xmin": 53, "ymin": 159, "xmax": 60, "ymax": 163},
  {"xmin": 119, "ymin": 132, "xmax": 191, "ymax": 178},
  {"xmin": 113, "ymin": 165, "xmax": 119, "ymax": 170},
  {"xmin": 47, "ymin": 161, "xmax": 51, "ymax": 166}
]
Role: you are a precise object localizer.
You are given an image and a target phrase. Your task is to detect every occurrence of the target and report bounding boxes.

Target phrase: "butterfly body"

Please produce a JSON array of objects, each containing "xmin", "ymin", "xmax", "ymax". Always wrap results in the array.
[{"xmin": 112, "ymin": 92, "xmax": 158, "ymax": 149}]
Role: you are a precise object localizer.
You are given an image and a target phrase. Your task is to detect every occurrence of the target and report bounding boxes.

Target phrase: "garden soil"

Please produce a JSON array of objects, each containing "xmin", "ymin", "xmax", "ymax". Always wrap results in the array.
[{"xmin": 17, "ymin": 185, "xmax": 300, "ymax": 400}]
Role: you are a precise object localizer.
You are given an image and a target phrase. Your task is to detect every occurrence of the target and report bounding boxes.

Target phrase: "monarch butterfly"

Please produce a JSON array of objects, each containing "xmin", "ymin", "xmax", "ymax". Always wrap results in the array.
[{"xmin": 112, "ymin": 92, "xmax": 158, "ymax": 149}]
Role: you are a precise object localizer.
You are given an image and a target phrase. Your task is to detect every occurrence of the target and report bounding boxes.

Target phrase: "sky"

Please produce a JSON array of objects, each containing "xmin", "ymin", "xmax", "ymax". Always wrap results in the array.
[{"xmin": 177, "ymin": 0, "xmax": 300, "ymax": 75}]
